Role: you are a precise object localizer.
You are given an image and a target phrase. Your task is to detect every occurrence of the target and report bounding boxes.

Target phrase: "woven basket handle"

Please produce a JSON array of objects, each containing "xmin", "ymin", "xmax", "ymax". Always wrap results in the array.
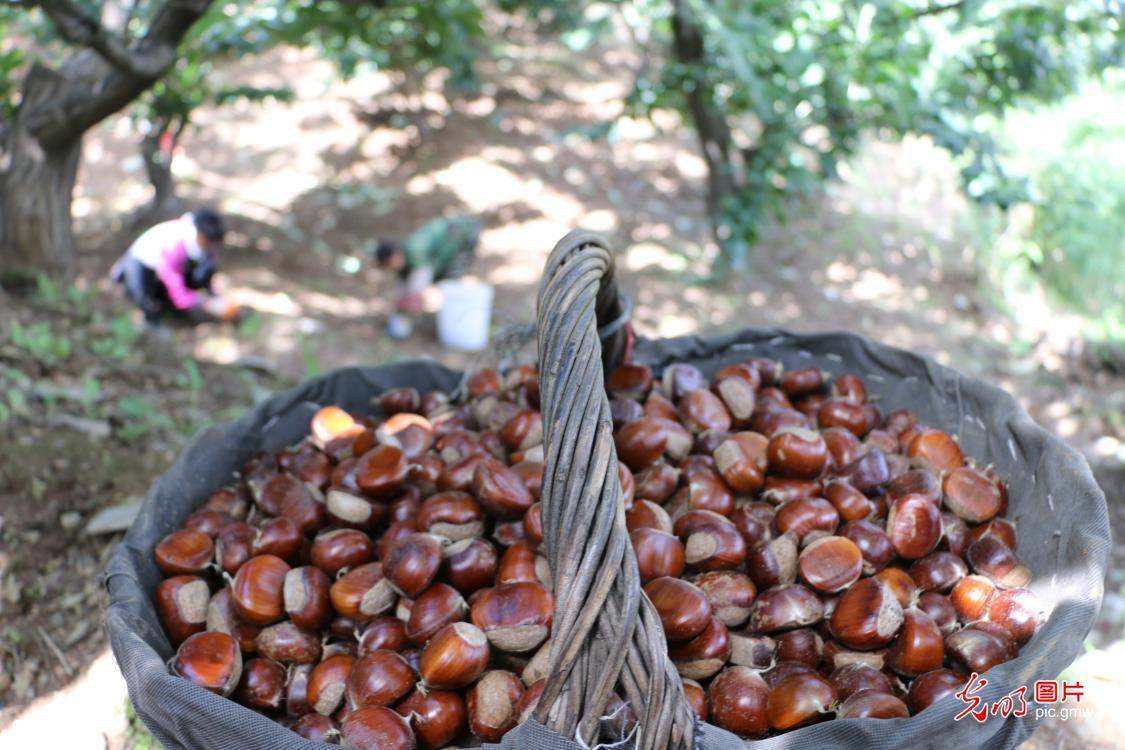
[{"xmin": 533, "ymin": 230, "xmax": 695, "ymax": 749}]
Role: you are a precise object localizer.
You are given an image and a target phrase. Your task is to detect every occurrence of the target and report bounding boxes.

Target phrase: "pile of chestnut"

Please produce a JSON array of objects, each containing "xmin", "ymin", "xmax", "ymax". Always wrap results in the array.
[{"xmin": 153, "ymin": 357, "xmax": 1040, "ymax": 749}]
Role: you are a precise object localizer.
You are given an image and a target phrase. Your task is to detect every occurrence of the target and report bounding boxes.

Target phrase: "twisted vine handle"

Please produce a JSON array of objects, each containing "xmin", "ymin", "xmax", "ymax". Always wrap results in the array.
[{"xmin": 533, "ymin": 230, "xmax": 695, "ymax": 749}]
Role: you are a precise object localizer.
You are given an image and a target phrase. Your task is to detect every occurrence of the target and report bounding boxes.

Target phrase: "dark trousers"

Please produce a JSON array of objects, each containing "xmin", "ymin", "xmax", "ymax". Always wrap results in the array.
[{"xmin": 118, "ymin": 255, "xmax": 216, "ymax": 323}]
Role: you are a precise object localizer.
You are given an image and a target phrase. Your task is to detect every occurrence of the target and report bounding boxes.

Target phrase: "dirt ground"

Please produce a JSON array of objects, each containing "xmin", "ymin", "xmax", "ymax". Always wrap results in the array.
[{"xmin": 0, "ymin": 28, "xmax": 1121, "ymax": 749}]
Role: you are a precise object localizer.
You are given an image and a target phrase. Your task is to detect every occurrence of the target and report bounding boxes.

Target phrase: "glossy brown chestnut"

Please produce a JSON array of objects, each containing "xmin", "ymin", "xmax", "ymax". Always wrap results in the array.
[
  {"xmin": 829, "ymin": 663, "xmax": 895, "ymax": 700},
  {"xmin": 836, "ymin": 448, "xmax": 891, "ymax": 493},
  {"xmin": 470, "ymin": 457, "xmax": 534, "ymax": 520},
  {"xmin": 775, "ymin": 627, "xmax": 823, "ymax": 667},
  {"xmin": 669, "ymin": 616, "xmax": 731, "ymax": 679},
  {"xmin": 829, "ymin": 578, "xmax": 903, "ymax": 650},
  {"xmin": 781, "ymin": 367, "xmax": 828, "ymax": 397},
  {"xmin": 203, "ymin": 486, "xmax": 250, "ymax": 520},
  {"xmin": 708, "ymin": 666, "xmax": 770, "ymax": 738},
  {"xmin": 966, "ymin": 535, "xmax": 1031, "ymax": 589},
  {"xmin": 874, "ymin": 567, "xmax": 918, "ymax": 608},
  {"xmin": 214, "ymin": 522, "xmax": 255, "ymax": 575},
  {"xmin": 466, "ymin": 669, "xmax": 524, "ymax": 742},
  {"xmin": 231, "ymin": 554, "xmax": 290, "ymax": 626},
  {"xmin": 155, "ymin": 575, "xmax": 210, "ymax": 645},
  {"xmin": 714, "ymin": 373, "xmax": 757, "ymax": 424},
  {"xmin": 172, "ymin": 631, "xmax": 242, "ymax": 697},
  {"xmin": 383, "ymin": 533, "xmax": 444, "ymax": 597},
  {"xmin": 308, "ymin": 653, "xmax": 355, "ymax": 715},
  {"xmin": 942, "ymin": 466, "xmax": 1003, "ymax": 523},
  {"xmin": 606, "ymin": 362, "xmax": 654, "ymax": 399},
  {"xmin": 355, "ymin": 445, "xmax": 409, "ymax": 499},
  {"xmin": 767, "ymin": 672, "xmax": 837, "ymax": 730},
  {"xmin": 767, "ymin": 428, "xmax": 829, "ymax": 479},
  {"xmin": 614, "ymin": 417, "xmax": 693, "ymax": 471},
  {"xmin": 330, "ymin": 562, "xmax": 395, "ymax": 621},
  {"xmin": 945, "ymin": 627, "xmax": 1011, "ymax": 674},
  {"xmin": 346, "ymin": 649, "xmax": 416, "ymax": 708},
  {"xmin": 625, "ymin": 499, "xmax": 674, "ymax": 535},
  {"xmin": 939, "ymin": 511, "xmax": 972, "ymax": 557},
  {"xmin": 290, "ymin": 713, "xmax": 338, "ymax": 742},
  {"xmin": 679, "ymin": 389, "xmax": 733, "ymax": 433},
  {"xmin": 907, "ymin": 429, "xmax": 964, "ymax": 473},
  {"xmin": 761, "ymin": 476, "xmax": 822, "ymax": 505},
  {"xmin": 339, "ymin": 705, "xmax": 415, "ymax": 750},
  {"xmin": 909, "ymin": 551, "xmax": 968, "ymax": 593},
  {"xmin": 419, "ymin": 622, "xmax": 490, "ymax": 689},
  {"xmin": 886, "ymin": 608, "xmax": 944, "ymax": 676},
  {"xmin": 283, "ymin": 565, "xmax": 332, "ymax": 631},
  {"xmin": 985, "ymin": 588, "xmax": 1039, "ymax": 644},
  {"xmin": 837, "ymin": 689, "xmax": 909, "ymax": 719},
  {"xmin": 251, "ymin": 517, "xmax": 303, "ymax": 562},
  {"xmin": 693, "ymin": 570, "xmax": 756, "ymax": 628},
  {"xmin": 441, "ymin": 537, "xmax": 499, "ymax": 595},
  {"xmin": 396, "ymin": 688, "xmax": 465, "ymax": 750},
  {"xmin": 839, "ymin": 519, "xmax": 894, "ymax": 575},
  {"xmin": 950, "ymin": 575, "xmax": 997, "ymax": 622},
  {"xmin": 635, "ymin": 461, "xmax": 680, "ymax": 504},
  {"xmin": 749, "ymin": 584, "xmax": 825, "ymax": 633},
  {"xmin": 415, "ymin": 491, "xmax": 485, "ymax": 541},
  {"xmin": 798, "ymin": 535, "xmax": 863, "ymax": 593},
  {"xmin": 683, "ymin": 520, "xmax": 746, "ymax": 572},
  {"xmin": 682, "ymin": 678, "xmax": 709, "ymax": 721},
  {"xmin": 886, "ymin": 493, "xmax": 941, "ymax": 560},
  {"xmin": 713, "ymin": 432, "xmax": 768, "ymax": 493},
  {"xmin": 470, "ymin": 581, "xmax": 554, "ymax": 653},
  {"xmin": 631, "ymin": 528, "xmax": 686, "ymax": 584},
  {"xmin": 205, "ymin": 588, "xmax": 261, "ymax": 653},
  {"xmin": 643, "ymin": 576, "xmax": 712, "ymax": 643},
  {"xmin": 256, "ymin": 622, "xmax": 321, "ymax": 664},
  {"xmin": 359, "ymin": 616, "xmax": 409, "ymax": 656},
  {"xmin": 728, "ymin": 632, "xmax": 777, "ymax": 670},
  {"xmin": 774, "ymin": 497, "xmax": 839, "ymax": 541},
  {"xmin": 405, "ymin": 583, "xmax": 468, "ymax": 645},
  {"xmin": 496, "ymin": 541, "xmax": 551, "ymax": 588},
  {"xmin": 917, "ymin": 592, "xmax": 959, "ymax": 635},
  {"xmin": 155, "ymin": 529, "xmax": 214, "ymax": 576},
  {"xmin": 907, "ymin": 668, "xmax": 966, "ymax": 714},
  {"xmin": 823, "ymin": 481, "xmax": 875, "ymax": 523}
]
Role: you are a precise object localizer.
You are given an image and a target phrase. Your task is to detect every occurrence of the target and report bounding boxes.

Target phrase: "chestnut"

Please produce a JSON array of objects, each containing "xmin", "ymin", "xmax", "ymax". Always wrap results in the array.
[
  {"xmin": 774, "ymin": 498, "xmax": 839, "ymax": 541},
  {"xmin": 339, "ymin": 705, "xmax": 416, "ymax": 750},
  {"xmin": 886, "ymin": 493, "xmax": 941, "ymax": 559},
  {"xmin": 214, "ymin": 522, "xmax": 255, "ymax": 575},
  {"xmin": 606, "ymin": 362, "xmax": 654, "ymax": 399},
  {"xmin": 909, "ymin": 551, "xmax": 968, "ymax": 593},
  {"xmin": 917, "ymin": 592, "xmax": 959, "ymax": 635},
  {"xmin": 516, "ymin": 678, "xmax": 546, "ymax": 724},
  {"xmin": 472, "ymin": 457, "xmax": 534, "ymax": 520},
  {"xmin": 829, "ymin": 663, "xmax": 895, "ymax": 700},
  {"xmin": 683, "ymin": 519, "xmax": 746, "ymax": 572},
  {"xmin": 415, "ymin": 491, "xmax": 485, "ymax": 541},
  {"xmin": 441, "ymin": 537, "xmax": 499, "ymax": 595},
  {"xmin": 284, "ymin": 565, "xmax": 332, "ymax": 631},
  {"xmin": 767, "ymin": 672, "xmax": 837, "ymax": 730},
  {"xmin": 822, "ymin": 427, "xmax": 862, "ymax": 468},
  {"xmin": 669, "ymin": 616, "xmax": 730, "ymax": 679},
  {"xmin": 818, "ymin": 398, "xmax": 870, "ymax": 436},
  {"xmin": 326, "ymin": 490, "xmax": 382, "ymax": 530},
  {"xmin": 714, "ymin": 373, "xmax": 757, "ymax": 424},
  {"xmin": 693, "ymin": 570, "xmax": 756, "ymax": 627},
  {"xmin": 730, "ymin": 502, "xmax": 774, "ymax": 548},
  {"xmin": 614, "ymin": 417, "xmax": 692, "ymax": 470},
  {"xmin": 643, "ymin": 576, "xmax": 712, "ymax": 643},
  {"xmin": 397, "ymin": 688, "xmax": 467, "ymax": 749},
  {"xmin": 384, "ymin": 533, "xmax": 445, "ymax": 597},
  {"xmin": 256, "ymin": 622, "xmax": 321, "ymax": 664},
  {"xmin": 761, "ymin": 475, "xmax": 822, "ymax": 504},
  {"xmin": 183, "ymin": 508, "xmax": 233, "ymax": 539},
  {"xmin": 231, "ymin": 554, "xmax": 290, "ymax": 626},
  {"xmin": 907, "ymin": 668, "xmax": 967, "ymax": 714},
  {"xmin": 466, "ymin": 669, "xmax": 524, "ymax": 742},
  {"xmin": 355, "ymin": 445, "xmax": 408, "ymax": 500},
  {"xmin": 945, "ymin": 627, "xmax": 1010, "ymax": 674},
  {"xmin": 971, "ymin": 517, "xmax": 1017, "ymax": 549},
  {"xmin": 829, "ymin": 578, "xmax": 903, "ymax": 650},
  {"xmin": 312, "ymin": 405, "xmax": 363, "ymax": 448},
  {"xmin": 203, "ymin": 486, "xmax": 249, "ymax": 521},
  {"xmin": 985, "ymin": 588, "xmax": 1039, "ymax": 644},
  {"xmin": 251, "ymin": 517, "xmax": 303, "ymax": 563},
  {"xmin": 746, "ymin": 531, "xmax": 798, "ymax": 590},
  {"xmin": 682, "ymin": 678, "xmax": 709, "ymax": 721},
  {"xmin": 631, "ymin": 528, "xmax": 685, "ymax": 583},
  {"xmin": 644, "ymin": 390, "xmax": 679, "ymax": 420},
  {"xmin": 172, "ymin": 631, "xmax": 242, "ymax": 697},
  {"xmin": 405, "ymin": 583, "xmax": 468, "ymax": 645},
  {"xmin": 939, "ymin": 511, "xmax": 972, "ymax": 557},
  {"xmin": 155, "ymin": 529, "xmax": 214, "ymax": 576},
  {"xmin": 798, "ymin": 535, "xmax": 863, "ymax": 593},
  {"xmin": 767, "ymin": 428, "xmax": 829, "ymax": 479},
  {"xmin": 886, "ymin": 469, "xmax": 941, "ymax": 504},
  {"xmin": 276, "ymin": 480, "xmax": 327, "ymax": 536},
  {"xmin": 635, "ymin": 461, "xmax": 680, "ymax": 504},
  {"xmin": 708, "ymin": 666, "xmax": 769, "ymax": 738},
  {"xmin": 438, "ymin": 453, "xmax": 485, "ymax": 493},
  {"xmin": 625, "ymin": 499, "xmax": 673, "ymax": 534},
  {"xmin": 713, "ymin": 432, "xmax": 768, "ymax": 493},
  {"xmin": 775, "ymin": 627, "xmax": 823, "ymax": 667},
  {"xmin": 331, "ymin": 562, "xmax": 395, "ymax": 621},
  {"xmin": 874, "ymin": 567, "xmax": 918, "ymax": 608},
  {"xmin": 419, "ymin": 622, "xmax": 490, "ymax": 689},
  {"xmin": 907, "ymin": 429, "xmax": 964, "ymax": 473},
  {"xmin": 823, "ymin": 481, "xmax": 875, "ymax": 523},
  {"xmin": 155, "ymin": 575, "xmax": 209, "ymax": 645},
  {"xmin": 496, "ymin": 541, "xmax": 552, "ymax": 588},
  {"xmin": 727, "ymin": 632, "xmax": 775, "ymax": 670},
  {"xmin": 359, "ymin": 616, "xmax": 409, "ymax": 656},
  {"xmin": 950, "ymin": 574, "xmax": 997, "ymax": 622},
  {"xmin": 662, "ymin": 362, "xmax": 708, "ymax": 400},
  {"xmin": 748, "ymin": 584, "xmax": 824, "ymax": 633},
  {"xmin": 835, "ymin": 448, "xmax": 890, "ymax": 492},
  {"xmin": 942, "ymin": 466, "xmax": 1003, "ymax": 523},
  {"xmin": 886, "ymin": 608, "xmax": 944, "ymax": 676},
  {"xmin": 781, "ymin": 367, "xmax": 828, "ymax": 397},
  {"xmin": 837, "ymin": 689, "xmax": 909, "ymax": 719},
  {"xmin": 839, "ymin": 519, "xmax": 894, "ymax": 575},
  {"xmin": 291, "ymin": 713, "xmax": 338, "ymax": 742},
  {"xmin": 347, "ymin": 649, "xmax": 417, "ymax": 708},
  {"xmin": 966, "ymin": 535, "xmax": 1031, "ymax": 589},
  {"xmin": 308, "ymin": 653, "xmax": 355, "ymax": 715},
  {"xmin": 470, "ymin": 581, "xmax": 554, "ymax": 653},
  {"xmin": 205, "ymin": 588, "xmax": 261, "ymax": 653},
  {"xmin": 679, "ymin": 388, "xmax": 732, "ymax": 433}
]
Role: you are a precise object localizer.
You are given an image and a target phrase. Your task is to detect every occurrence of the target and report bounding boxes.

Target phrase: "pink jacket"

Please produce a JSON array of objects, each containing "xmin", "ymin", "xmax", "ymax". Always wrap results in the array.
[{"xmin": 127, "ymin": 215, "xmax": 206, "ymax": 310}]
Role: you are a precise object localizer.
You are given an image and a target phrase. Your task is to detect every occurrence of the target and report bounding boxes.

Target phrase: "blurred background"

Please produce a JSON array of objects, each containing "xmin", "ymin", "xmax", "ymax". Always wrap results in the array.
[{"xmin": 0, "ymin": 1, "xmax": 1121, "ymax": 747}]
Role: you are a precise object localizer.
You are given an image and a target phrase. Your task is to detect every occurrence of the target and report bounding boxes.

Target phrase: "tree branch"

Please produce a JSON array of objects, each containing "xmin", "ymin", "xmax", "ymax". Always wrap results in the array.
[
  {"xmin": 36, "ymin": 0, "xmax": 161, "ymax": 78},
  {"xmin": 911, "ymin": 1, "xmax": 965, "ymax": 19}
]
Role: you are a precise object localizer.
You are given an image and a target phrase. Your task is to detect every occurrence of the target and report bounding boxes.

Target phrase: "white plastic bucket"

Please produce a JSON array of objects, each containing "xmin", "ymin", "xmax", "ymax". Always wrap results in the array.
[{"xmin": 437, "ymin": 280, "xmax": 494, "ymax": 351}]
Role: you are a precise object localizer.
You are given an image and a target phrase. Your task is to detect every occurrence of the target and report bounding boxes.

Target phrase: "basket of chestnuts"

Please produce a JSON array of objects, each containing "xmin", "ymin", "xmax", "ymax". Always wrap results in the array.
[{"xmin": 106, "ymin": 230, "xmax": 1109, "ymax": 750}]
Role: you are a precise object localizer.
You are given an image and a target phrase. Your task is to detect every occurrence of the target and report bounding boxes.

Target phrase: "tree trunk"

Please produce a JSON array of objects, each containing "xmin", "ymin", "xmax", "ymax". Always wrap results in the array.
[
  {"xmin": 132, "ymin": 127, "xmax": 184, "ymax": 228},
  {"xmin": 0, "ymin": 65, "xmax": 84, "ymax": 284},
  {"xmin": 671, "ymin": 0, "xmax": 749, "ymax": 271}
]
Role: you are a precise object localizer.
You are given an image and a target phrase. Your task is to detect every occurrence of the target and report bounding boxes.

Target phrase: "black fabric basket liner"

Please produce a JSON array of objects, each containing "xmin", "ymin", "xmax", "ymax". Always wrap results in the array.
[{"xmin": 106, "ymin": 328, "xmax": 1110, "ymax": 750}]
